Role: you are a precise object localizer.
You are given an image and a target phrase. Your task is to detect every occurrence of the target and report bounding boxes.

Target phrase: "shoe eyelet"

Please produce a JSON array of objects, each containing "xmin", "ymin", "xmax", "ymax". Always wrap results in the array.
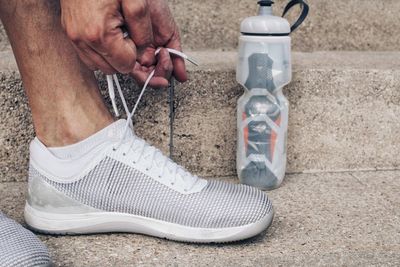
[
  {"xmin": 112, "ymin": 147, "xmax": 116, "ymax": 152},
  {"xmin": 145, "ymin": 168, "xmax": 149, "ymax": 171},
  {"xmin": 158, "ymin": 175, "xmax": 161, "ymax": 178},
  {"xmin": 170, "ymin": 182, "xmax": 174, "ymax": 186},
  {"xmin": 123, "ymin": 153, "xmax": 126, "ymax": 156}
]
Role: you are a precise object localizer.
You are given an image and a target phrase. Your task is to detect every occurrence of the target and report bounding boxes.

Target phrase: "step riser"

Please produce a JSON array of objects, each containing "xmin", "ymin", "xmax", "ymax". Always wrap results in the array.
[
  {"xmin": 2, "ymin": 1, "xmax": 399, "ymax": 52},
  {"xmin": 0, "ymin": 23, "xmax": 7, "ymax": 50},
  {"xmin": 174, "ymin": 0, "xmax": 400, "ymax": 51},
  {"xmin": 131, "ymin": 68, "xmax": 400, "ymax": 177},
  {"xmin": 1, "ymin": 63, "xmax": 399, "ymax": 182}
]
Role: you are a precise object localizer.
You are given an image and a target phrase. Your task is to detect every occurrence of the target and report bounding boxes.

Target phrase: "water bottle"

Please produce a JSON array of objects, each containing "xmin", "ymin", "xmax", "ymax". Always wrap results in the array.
[{"xmin": 236, "ymin": 0, "xmax": 309, "ymax": 190}]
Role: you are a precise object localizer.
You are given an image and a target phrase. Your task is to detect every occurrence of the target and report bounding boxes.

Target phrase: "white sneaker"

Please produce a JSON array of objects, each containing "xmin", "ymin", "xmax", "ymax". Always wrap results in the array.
[
  {"xmin": 24, "ymin": 120, "xmax": 273, "ymax": 243},
  {"xmin": 0, "ymin": 212, "xmax": 51, "ymax": 267}
]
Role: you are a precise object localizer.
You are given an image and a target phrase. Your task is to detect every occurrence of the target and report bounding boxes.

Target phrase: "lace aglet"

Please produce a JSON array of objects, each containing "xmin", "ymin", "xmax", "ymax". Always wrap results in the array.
[
  {"xmin": 107, "ymin": 75, "xmax": 120, "ymax": 117},
  {"xmin": 112, "ymin": 102, "xmax": 120, "ymax": 117},
  {"xmin": 186, "ymin": 57, "xmax": 199, "ymax": 66}
]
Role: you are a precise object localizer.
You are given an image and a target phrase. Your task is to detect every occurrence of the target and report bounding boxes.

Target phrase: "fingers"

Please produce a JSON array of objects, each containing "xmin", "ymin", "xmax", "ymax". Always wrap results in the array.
[
  {"xmin": 166, "ymin": 30, "xmax": 188, "ymax": 83},
  {"xmin": 87, "ymin": 26, "xmax": 138, "ymax": 74},
  {"xmin": 138, "ymin": 47, "xmax": 157, "ymax": 67},
  {"xmin": 122, "ymin": 0, "xmax": 155, "ymax": 66},
  {"xmin": 62, "ymin": 2, "xmax": 137, "ymax": 74},
  {"xmin": 154, "ymin": 48, "xmax": 173, "ymax": 83},
  {"xmin": 131, "ymin": 64, "xmax": 168, "ymax": 89},
  {"xmin": 131, "ymin": 48, "xmax": 173, "ymax": 88},
  {"xmin": 72, "ymin": 42, "xmax": 117, "ymax": 74},
  {"xmin": 147, "ymin": 0, "xmax": 187, "ymax": 82}
]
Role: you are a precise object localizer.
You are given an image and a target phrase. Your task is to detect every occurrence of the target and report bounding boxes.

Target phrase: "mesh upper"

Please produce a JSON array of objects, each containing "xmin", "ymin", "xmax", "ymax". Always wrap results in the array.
[
  {"xmin": 31, "ymin": 157, "xmax": 272, "ymax": 228},
  {"xmin": 0, "ymin": 212, "xmax": 51, "ymax": 267}
]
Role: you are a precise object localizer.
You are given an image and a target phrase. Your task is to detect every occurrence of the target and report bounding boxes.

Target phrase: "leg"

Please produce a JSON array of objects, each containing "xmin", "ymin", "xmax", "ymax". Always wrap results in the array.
[
  {"xmin": 0, "ymin": 0, "xmax": 113, "ymax": 147},
  {"xmin": 1, "ymin": 0, "xmax": 274, "ymax": 246}
]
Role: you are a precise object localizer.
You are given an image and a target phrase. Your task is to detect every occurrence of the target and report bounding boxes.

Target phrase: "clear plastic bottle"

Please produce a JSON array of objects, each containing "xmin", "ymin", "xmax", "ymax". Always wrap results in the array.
[{"xmin": 236, "ymin": 0, "xmax": 308, "ymax": 190}]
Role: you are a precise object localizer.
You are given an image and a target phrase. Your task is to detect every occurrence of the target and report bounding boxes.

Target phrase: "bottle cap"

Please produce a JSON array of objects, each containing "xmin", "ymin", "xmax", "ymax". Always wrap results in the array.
[{"xmin": 240, "ymin": 0, "xmax": 290, "ymax": 36}]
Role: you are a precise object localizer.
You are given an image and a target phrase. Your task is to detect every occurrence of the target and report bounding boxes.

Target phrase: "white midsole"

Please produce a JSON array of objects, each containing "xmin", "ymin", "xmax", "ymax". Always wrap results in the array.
[{"xmin": 24, "ymin": 203, "xmax": 274, "ymax": 243}]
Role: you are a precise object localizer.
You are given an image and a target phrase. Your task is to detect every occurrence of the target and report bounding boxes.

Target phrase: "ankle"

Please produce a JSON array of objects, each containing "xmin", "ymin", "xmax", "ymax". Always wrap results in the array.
[{"xmin": 35, "ymin": 112, "xmax": 114, "ymax": 147}]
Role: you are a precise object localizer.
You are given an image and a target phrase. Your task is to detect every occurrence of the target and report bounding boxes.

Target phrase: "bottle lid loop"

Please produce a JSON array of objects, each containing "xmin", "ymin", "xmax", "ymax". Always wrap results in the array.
[{"xmin": 282, "ymin": 0, "xmax": 309, "ymax": 33}]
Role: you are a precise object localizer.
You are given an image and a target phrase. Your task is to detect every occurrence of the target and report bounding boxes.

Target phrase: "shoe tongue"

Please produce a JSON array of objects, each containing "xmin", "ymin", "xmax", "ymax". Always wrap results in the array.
[{"xmin": 110, "ymin": 120, "xmax": 203, "ymax": 189}]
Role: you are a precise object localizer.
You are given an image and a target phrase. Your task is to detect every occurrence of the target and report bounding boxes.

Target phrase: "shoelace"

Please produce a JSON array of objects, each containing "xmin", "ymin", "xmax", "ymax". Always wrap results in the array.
[{"xmin": 106, "ymin": 48, "xmax": 199, "ymax": 191}]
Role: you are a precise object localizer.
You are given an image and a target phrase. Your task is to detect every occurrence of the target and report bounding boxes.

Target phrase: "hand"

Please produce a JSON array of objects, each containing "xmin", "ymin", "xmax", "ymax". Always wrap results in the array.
[
  {"xmin": 60, "ymin": 0, "xmax": 153, "ymax": 74},
  {"xmin": 130, "ymin": 0, "xmax": 187, "ymax": 88}
]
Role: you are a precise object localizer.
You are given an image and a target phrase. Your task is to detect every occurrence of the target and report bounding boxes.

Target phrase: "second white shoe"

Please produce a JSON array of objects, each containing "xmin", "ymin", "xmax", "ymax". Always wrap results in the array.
[{"xmin": 25, "ymin": 120, "xmax": 274, "ymax": 243}]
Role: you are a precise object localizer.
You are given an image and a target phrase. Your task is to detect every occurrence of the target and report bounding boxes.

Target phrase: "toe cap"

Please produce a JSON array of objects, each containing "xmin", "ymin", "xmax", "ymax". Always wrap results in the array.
[{"xmin": 0, "ymin": 213, "xmax": 51, "ymax": 267}]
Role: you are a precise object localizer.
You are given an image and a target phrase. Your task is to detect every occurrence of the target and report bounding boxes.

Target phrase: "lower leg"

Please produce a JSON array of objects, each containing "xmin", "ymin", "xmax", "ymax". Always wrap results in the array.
[{"xmin": 0, "ymin": 0, "xmax": 113, "ymax": 147}]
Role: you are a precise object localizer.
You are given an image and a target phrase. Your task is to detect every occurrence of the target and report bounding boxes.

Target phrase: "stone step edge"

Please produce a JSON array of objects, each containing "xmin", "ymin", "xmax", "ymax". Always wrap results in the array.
[{"xmin": 2, "ymin": 50, "xmax": 400, "ymax": 74}]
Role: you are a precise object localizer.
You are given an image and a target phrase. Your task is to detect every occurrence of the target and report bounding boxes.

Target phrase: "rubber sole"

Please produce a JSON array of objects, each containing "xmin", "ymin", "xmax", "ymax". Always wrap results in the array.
[{"xmin": 25, "ymin": 203, "xmax": 274, "ymax": 243}]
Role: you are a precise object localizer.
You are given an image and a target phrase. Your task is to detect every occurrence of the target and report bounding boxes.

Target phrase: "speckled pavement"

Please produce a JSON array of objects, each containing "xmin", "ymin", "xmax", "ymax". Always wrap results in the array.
[
  {"xmin": 1, "ymin": 50, "xmax": 399, "ymax": 182},
  {"xmin": 1, "ymin": 171, "xmax": 399, "ymax": 266}
]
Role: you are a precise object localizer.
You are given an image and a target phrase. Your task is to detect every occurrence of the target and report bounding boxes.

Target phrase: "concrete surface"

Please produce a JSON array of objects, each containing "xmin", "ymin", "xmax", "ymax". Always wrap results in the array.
[
  {"xmin": 1, "ymin": 170, "xmax": 399, "ymax": 266},
  {"xmin": 1, "ymin": 0, "xmax": 400, "ymax": 51},
  {"xmin": 171, "ymin": 0, "xmax": 400, "ymax": 51},
  {"xmin": 1, "ymin": 50, "xmax": 399, "ymax": 182},
  {"xmin": 0, "ymin": 21, "xmax": 11, "ymax": 51},
  {"xmin": 0, "ymin": 23, "xmax": 9, "ymax": 51}
]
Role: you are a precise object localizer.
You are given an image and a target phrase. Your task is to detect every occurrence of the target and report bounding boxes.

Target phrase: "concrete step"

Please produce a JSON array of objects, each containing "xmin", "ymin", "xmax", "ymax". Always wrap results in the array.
[
  {"xmin": 0, "ymin": 50, "xmax": 399, "ymax": 181},
  {"xmin": 0, "ymin": 23, "xmax": 8, "ymax": 51},
  {"xmin": 1, "ymin": 0, "xmax": 400, "ymax": 52},
  {"xmin": 1, "ymin": 50, "xmax": 399, "ymax": 182},
  {"xmin": 1, "ymin": 170, "xmax": 399, "ymax": 266},
  {"xmin": 171, "ymin": 0, "xmax": 400, "ymax": 51}
]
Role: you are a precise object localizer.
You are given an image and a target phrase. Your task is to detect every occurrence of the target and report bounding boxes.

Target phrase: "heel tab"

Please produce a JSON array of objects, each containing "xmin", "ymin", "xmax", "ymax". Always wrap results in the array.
[
  {"xmin": 30, "ymin": 137, "xmax": 47, "ymax": 151},
  {"xmin": 29, "ymin": 137, "xmax": 55, "ymax": 166}
]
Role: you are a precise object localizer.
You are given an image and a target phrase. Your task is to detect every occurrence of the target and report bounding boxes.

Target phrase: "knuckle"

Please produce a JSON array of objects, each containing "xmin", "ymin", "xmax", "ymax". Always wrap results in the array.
[
  {"xmin": 167, "ymin": 64, "xmax": 173, "ymax": 73},
  {"xmin": 124, "ymin": 0, "xmax": 148, "ymax": 18},
  {"xmin": 64, "ymin": 27, "xmax": 80, "ymax": 43},
  {"xmin": 162, "ymin": 61, "xmax": 173, "ymax": 73},
  {"xmin": 82, "ymin": 26, "xmax": 103, "ymax": 44},
  {"xmin": 162, "ymin": 62, "xmax": 172, "ymax": 73}
]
